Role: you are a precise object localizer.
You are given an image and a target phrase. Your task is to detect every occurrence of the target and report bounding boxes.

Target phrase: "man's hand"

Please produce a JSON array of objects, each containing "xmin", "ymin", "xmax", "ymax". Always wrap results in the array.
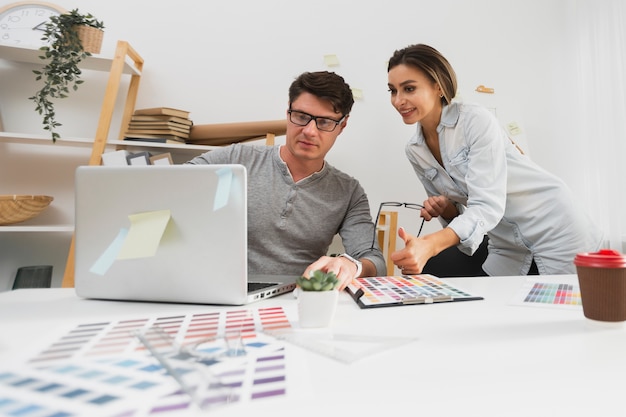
[{"xmin": 303, "ymin": 255, "xmax": 359, "ymax": 291}]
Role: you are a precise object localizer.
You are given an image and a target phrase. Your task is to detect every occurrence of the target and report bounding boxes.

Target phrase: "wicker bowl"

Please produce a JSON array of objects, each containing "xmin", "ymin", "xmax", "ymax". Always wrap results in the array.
[{"xmin": 0, "ymin": 195, "xmax": 54, "ymax": 225}]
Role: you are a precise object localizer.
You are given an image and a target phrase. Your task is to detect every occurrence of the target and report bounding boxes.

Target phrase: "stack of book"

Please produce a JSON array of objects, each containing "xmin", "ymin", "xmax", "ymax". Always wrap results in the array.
[{"xmin": 124, "ymin": 107, "xmax": 192, "ymax": 143}]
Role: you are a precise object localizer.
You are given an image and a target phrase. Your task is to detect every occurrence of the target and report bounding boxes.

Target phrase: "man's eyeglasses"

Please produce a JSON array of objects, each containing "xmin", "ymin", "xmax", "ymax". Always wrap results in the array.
[
  {"xmin": 370, "ymin": 202, "xmax": 425, "ymax": 250},
  {"xmin": 288, "ymin": 110, "xmax": 345, "ymax": 132}
]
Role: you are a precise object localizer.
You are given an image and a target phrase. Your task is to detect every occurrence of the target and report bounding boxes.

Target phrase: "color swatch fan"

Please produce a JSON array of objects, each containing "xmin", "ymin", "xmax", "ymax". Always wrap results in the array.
[{"xmin": 346, "ymin": 274, "xmax": 483, "ymax": 309}]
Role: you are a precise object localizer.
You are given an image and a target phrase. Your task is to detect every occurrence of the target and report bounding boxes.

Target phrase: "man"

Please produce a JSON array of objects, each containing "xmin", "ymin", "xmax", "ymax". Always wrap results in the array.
[{"xmin": 187, "ymin": 71, "xmax": 385, "ymax": 289}]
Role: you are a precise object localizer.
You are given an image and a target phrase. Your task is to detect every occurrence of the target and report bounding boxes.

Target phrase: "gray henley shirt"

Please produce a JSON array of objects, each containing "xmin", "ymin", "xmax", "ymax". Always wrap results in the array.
[{"xmin": 187, "ymin": 144, "xmax": 386, "ymax": 276}]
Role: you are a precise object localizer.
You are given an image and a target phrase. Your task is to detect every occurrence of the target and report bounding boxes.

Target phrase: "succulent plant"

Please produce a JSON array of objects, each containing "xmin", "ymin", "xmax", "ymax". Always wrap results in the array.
[{"xmin": 296, "ymin": 270, "xmax": 339, "ymax": 291}]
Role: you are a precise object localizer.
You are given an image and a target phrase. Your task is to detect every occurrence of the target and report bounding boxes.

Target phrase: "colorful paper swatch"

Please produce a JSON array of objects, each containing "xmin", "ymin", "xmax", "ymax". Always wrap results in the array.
[
  {"xmin": 347, "ymin": 274, "xmax": 482, "ymax": 308},
  {"xmin": 523, "ymin": 282, "xmax": 582, "ymax": 306},
  {"xmin": 511, "ymin": 278, "xmax": 583, "ymax": 309},
  {"xmin": 29, "ymin": 307, "xmax": 291, "ymax": 364},
  {"xmin": 1, "ymin": 307, "xmax": 293, "ymax": 416}
]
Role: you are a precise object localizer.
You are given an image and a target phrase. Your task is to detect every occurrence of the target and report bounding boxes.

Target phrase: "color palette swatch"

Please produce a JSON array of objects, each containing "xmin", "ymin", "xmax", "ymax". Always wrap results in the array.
[
  {"xmin": 1, "ymin": 306, "xmax": 294, "ymax": 416},
  {"xmin": 524, "ymin": 283, "xmax": 582, "ymax": 305},
  {"xmin": 347, "ymin": 274, "xmax": 483, "ymax": 308},
  {"xmin": 0, "ymin": 355, "xmax": 178, "ymax": 417},
  {"xmin": 28, "ymin": 306, "xmax": 291, "ymax": 365},
  {"xmin": 511, "ymin": 278, "xmax": 583, "ymax": 309}
]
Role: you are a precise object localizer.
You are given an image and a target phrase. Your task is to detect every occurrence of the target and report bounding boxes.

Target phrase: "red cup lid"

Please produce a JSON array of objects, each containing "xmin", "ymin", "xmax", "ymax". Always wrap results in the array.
[{"xmin": 574, "ymin": 249, "xmax": 626, "ymax": 268}]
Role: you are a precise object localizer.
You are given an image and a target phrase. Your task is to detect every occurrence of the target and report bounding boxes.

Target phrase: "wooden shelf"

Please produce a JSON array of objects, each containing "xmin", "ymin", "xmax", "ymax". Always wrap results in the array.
[
  {"xmin": 110, "ymin": 139, "xmax": 217, "ymax": 153},
  {"xmin": 0, "ymin": 44, "xmax": 141, "ymax": 75},
  {"xmin": 0, "ymin": 131, "xmax": 217, "ymax": 153},
  {"xmin": 0, "ymin": 132, "xmax": 218, "ymax": 165},
  {"xmin": 0, "ymin": 131, "xmax": 105, "ymax": 148}
]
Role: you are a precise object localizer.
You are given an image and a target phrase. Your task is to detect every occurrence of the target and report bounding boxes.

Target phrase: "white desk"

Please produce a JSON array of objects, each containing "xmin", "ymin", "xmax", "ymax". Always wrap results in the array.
[{"xmin": 1, "ymin": 275, "xmax": 625, "ymax": 416}]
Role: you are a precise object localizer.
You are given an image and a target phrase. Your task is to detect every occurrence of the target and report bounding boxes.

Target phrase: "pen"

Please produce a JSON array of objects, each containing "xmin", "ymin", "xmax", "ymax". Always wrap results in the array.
[{"xmin": 401, "ymin": 295, "xmax": 453, "ymax": 304}]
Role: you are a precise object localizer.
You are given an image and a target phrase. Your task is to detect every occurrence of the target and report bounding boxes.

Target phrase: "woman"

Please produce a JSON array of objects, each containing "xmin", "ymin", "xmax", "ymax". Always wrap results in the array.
[{"xmin": 387, "ymin": 44, "xmax": 602, "ymax": 276}]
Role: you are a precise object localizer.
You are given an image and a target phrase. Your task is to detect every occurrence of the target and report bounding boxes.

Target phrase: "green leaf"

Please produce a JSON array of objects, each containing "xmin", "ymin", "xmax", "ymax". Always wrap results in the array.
[
  {"xmin": 28, "ymin": 8, "xmax": 104, "ymax": 141},
  {"xmin": 297, "ymin": 270, "xmax": 339, "ymax": 291},
  {"xmin": 297, "ymin": 277, "xmax": 313, "ymax": 290}
]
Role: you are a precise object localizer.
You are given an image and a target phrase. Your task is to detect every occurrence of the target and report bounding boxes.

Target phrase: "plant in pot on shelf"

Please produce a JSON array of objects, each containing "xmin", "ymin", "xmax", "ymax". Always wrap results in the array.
[
  {"xmin": 29, "ymin": 9, "xmax": 105, "ymax": 143},
  {"xmin": 296, "ymin": 270, "xmax": 340, "ymax": 328}
]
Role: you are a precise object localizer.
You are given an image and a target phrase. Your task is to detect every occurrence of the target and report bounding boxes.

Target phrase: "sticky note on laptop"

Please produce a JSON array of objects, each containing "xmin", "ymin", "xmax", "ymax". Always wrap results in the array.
[{"xmin": 117, "ymin": 209, "xmax": 172, "ymax": 259}]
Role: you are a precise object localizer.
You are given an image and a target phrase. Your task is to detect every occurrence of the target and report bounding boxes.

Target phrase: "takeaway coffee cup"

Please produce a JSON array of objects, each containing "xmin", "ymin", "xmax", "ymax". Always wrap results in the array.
[{"xmin": 574, "ymin": 249, "xmax": 626, "ymax": 322}]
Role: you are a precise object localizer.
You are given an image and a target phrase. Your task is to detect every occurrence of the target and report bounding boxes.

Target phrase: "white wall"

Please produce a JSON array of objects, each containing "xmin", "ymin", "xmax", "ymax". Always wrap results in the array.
[
  {"xmin": 36, "ymin": 1, "xmax": 577, "ymax": 220},
  {"xmin": 1, "ymin": 0, "xmax": 617, "ymax": 286}
]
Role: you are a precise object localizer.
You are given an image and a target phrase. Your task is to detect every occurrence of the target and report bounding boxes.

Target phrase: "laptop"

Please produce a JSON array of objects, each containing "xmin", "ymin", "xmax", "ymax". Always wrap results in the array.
[{"xmin": 74, "ymin": 164, "xmax": 297, "ymax": 305}]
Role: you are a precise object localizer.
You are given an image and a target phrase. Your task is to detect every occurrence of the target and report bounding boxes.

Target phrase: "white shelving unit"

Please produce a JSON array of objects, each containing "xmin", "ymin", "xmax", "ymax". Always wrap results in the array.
[
  {"xmin": 0, "ymin": 42, "xmax": 215, "ymax": 289},
  {"xmin": 0, "ymin": 43, "xmax": 139, "ymax": 73},
  {"xmin": 0, "ymin": 131, "xmax": 216, "ymax": 159}
]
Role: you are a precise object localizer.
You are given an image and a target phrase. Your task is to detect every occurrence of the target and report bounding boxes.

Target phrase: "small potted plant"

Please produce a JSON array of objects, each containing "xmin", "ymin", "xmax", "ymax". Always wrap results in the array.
[
  {"xmin": 29, "ymin": 9, "xmax": 105, "ymax": 142},
  {"xmin": 296, "ymin": 270, "xmax": 340, "ymax": 328}
]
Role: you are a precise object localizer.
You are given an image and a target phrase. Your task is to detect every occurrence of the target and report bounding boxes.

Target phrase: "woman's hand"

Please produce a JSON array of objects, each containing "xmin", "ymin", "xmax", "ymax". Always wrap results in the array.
[
  {"xmin": 390, "ymin": 226, "xmax": 461, "ymax": 275},
  {"xmin": 389, "ymin": 227, "xmax": 436, "ymax": 275},
  {"xmin": 421, "ymin": 196, "xmax": 458, "ymax": 221}
]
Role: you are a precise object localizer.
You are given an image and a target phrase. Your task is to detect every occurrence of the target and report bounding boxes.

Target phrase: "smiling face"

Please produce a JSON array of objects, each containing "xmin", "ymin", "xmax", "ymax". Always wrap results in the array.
[
  {"xmin": 283, "ymin": 92, "xmax": 347, "ymax": 167},
  {"xmin": 387, "ymin": 64, "xmax": 443, "ymax": 127}
]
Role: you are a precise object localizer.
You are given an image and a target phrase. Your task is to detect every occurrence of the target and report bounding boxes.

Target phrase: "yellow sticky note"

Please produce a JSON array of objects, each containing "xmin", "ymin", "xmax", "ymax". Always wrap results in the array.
[
  {"xmin": 117, "ymin": 209, "xmax": 171, "ymax": 259},
  {"xmin": 324, "ymin": 54, "xmax": 340, "ymax": 67},
  {"xmin": 351, "ymin": 88, "xmax": 363, "ymax": 100},
  {"xmin": 506, "ymin": 122, "xmax": 523, "ymax": 136}
]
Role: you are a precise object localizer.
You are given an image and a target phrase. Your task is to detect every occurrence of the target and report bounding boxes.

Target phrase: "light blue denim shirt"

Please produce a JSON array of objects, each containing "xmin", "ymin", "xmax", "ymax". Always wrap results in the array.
[{"xmin": 406, "ymin": 102, "xmax": 602, "ymax": 275}]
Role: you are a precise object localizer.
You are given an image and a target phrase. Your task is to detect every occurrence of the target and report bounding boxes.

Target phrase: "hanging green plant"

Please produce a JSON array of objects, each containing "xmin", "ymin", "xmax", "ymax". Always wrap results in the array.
[{"xmin": 29, "ymin": 9, "xmax": 105, "ymax": 142}]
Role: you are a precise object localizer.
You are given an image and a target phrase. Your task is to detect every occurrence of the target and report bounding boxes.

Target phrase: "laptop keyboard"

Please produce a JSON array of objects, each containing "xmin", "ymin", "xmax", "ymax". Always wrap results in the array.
[{"xmin": 248, "ymin": 282, "xmax": 278, "ymax": 292}]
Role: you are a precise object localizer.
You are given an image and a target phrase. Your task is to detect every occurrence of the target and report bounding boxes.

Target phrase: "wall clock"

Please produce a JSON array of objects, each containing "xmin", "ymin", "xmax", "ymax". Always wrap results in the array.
[{"xmin": 0, "ymin": 1, "xmax": 67, "ymax": 48}]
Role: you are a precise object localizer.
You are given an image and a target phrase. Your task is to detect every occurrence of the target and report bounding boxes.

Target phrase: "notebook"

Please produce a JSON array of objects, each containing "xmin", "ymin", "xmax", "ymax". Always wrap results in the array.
[{"xmin": 74, "ymin": 164, "xmax": 297, "ymax": 305}]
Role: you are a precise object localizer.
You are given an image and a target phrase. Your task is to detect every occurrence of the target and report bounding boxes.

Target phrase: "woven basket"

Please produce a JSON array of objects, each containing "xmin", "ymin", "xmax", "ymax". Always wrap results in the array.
[
  {"xmin": 75, "ymin": 25, "xmax": 103, "ymax": 54},
  {"xmin": 0, "ymin": 195, "xmax": 54, "ymax": 225}
]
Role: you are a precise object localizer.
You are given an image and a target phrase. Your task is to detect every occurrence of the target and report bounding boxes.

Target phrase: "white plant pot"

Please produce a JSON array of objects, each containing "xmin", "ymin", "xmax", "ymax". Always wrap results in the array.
[{"xmin": 297, "ymin": 290, "xmax": 339, "ymax": 328}]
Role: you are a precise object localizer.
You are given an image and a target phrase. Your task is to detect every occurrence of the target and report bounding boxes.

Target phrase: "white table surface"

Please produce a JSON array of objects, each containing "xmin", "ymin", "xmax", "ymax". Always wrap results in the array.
[{"xmin": 1, "ymin": 275, "xmax": 625, "ymax": 416}]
